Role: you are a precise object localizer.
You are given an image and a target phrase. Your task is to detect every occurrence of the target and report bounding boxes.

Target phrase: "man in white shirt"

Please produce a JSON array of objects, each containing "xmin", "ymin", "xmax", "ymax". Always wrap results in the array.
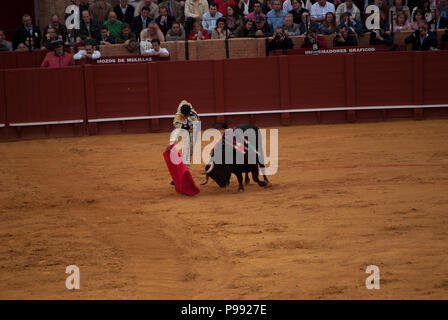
[
  {"xmin": 142, "ymin": 38, "xmax": 170, "ymax": 57},
  {"xmin": 310, "ymin": 0, "xmax": 335, "ymax": 23},
  {"xmin": 202, "ymin": 3, "xmax": 223, "ymax": 34},
  {"xmin": 335, "ymin": 0, "xmax": 361, "ymax": 24},
  {"xmin": 73, "ymin": 43, "xmax": 101, "ymax": 60}
]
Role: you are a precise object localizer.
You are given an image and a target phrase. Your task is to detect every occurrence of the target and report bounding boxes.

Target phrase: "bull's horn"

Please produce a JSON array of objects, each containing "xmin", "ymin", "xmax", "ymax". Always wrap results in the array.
[
  {"xmin": 206, "ymin": 162, "xmax": 215, "ymax": 174},
  {"xmin": 201, "ymin": 175, "xmax": 209, "ymax": 185}
]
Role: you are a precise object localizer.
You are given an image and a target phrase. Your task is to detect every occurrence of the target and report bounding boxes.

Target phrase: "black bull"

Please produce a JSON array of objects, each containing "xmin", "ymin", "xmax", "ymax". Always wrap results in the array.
[{"xmin": 201, "ymin": 124, "xmax": 270, "ymax": 192}]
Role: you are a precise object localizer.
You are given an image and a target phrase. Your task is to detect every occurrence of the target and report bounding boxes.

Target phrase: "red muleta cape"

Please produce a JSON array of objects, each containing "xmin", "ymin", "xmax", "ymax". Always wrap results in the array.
[{"xmin": 163, "ymin": 145, "xmax": 200, "ymax": 196}]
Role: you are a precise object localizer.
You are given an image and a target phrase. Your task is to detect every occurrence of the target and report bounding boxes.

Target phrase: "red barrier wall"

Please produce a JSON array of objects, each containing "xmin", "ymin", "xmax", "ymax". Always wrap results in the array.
[
  {"xmin": 1, "ymin": 51, "xmax": 447, "ymax": 141},
  {"xmin": 4, "ymin": 66, "xmax": 86, "ymax": 139},
  {"xmin": 0, "ymin": 70, "xmax": 6, "ymax": 140},
  {"xmin": 0, "ymin": 51, "xmax": 48, "ymax": 69}
]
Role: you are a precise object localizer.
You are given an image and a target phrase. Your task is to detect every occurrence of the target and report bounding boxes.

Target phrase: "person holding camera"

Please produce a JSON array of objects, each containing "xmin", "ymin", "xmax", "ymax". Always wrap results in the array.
[
  {"xmin": 268, "ymin": 26, "xmax": 294, "ymax": 50},
  {"xmin": 249, "ymin": 15, "xmax": 274, "ymax": 37},
  {"xmin": 298, "ymin": 11, "xmax": 319, "ymax": 34},
  {"xmin": 369, "ymin": 27, "xmax": 394, "ymax": 46},
  {"xmin": 41, "ymin": 27, "xmax": 63, "ymax": 50},
  {"xmin": 333, "ymin": 25, "xmax": 358, "ymax": 46},
  {"xmin": 405, "ymin": 21, "xmax": 437, "ymax": 50},
  {"xmin": 301, "ymin": 26, "xmax": 327, "ymax": 48},
  {"xmin": 337, "ymin": 12, "xmax": 364, "ymax": 34}
]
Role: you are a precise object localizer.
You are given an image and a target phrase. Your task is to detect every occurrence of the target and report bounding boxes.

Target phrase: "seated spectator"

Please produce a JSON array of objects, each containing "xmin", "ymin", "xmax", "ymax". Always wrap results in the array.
[
  {"xmin": 337, "ymin": 12, "xmax": 364, "ymax": 34},
  {"xmin": 372, "ymin": 0, "xmax": 390, "ymax": 25},
  {"xmin": 131, "ymin": 6, "xmax": 152, "ymax": 36},
  {"xmin": 335, "ymin": 0, "xmax": 361, "ymax": 25},
  {"xmin": 184, "ymin": 0, "xmax": 210, "ymax": 21},
  {"xmin": 41, "ymin": 40, "xmax": 73, "ymax": 68},
  {"xmin": 283, "ymin": 13, "xmax": 301, "ymax": 36},
  {"xmin": 114, "ymin": 0, "xmax": 135, "ymax": 24},
  {"xmin": 89, "ymin": 0, "xmax": 113, "ymax": 25},
  {"xmin": 203, "ymin": 3, "xmax": 223, "ymax": 35},
  {"xmin": 429, "ymin": 7, "xmax": 448, "ymax": 29},
  {"xmin": 289, "ymin": 0, "xmax": 308, "ymax": 25},
  {"xmin": 42, "ymin": 27, "xmax": 63, "ymax": 50},
  {"xmin": 282, "ymin": 0, "xmax": 300, "ymax": 13},
  {"xmin": 333, "ymin": 25, "xmax": 358, "ymax": 46},
  {"xmin": 73, "ymin": 42, "xmax": 101, "ymax": 61},
  {"xmin": 142, "ymin": 38, "xmax": 170, "ymax": 57},
  {"xmin": 15, "ymin": 43, "xmax": 29, "ymax": 52},
  {"xmin": 105, "ymin": 11, "xmax": 123, "ymax": 38},
  {"xmin": 159, "ymin": 0, "xmax": 185, "ymax": 24},
  {"xmin": 410, "ymin": 0, "xmax": 432, "ymax": 23},
  {"xmin": 226, "ymin": 5, "xmax": 243, "ymax": 35},
  {"xmin": 247, "ymin": 1, "xmax": 267, "ymax": 23},
  {"xmin": 140, "ymin": 22, "xmax": 165, "ymax": 51},
  {"xmin": 405, "ymin": 21, "xmax": 436, "ymax": 49},
  {"xmin": 13, "ymin": 14, "xmax": 42, "ymax": 50},
  {"xmin": 238, "ymin": 0, "xmax": 255, "ymax": 17},
  {"xmin": 249, "ymin": 15, "xmax": 275, "ymax": 36},
  {"xmin": 79, "ymin": 0, "xmax": 90, "ymax": 13},
  {"xmin": 0, "ymin": 30, "xmax": 12, "ymax": 51},
  {"xmin": 369, "ymin": 28, "xmax": 394, "ymax": 46},
  {"xmin": 389, "ymin": 0, "xmax": 411, "ymax": 26},
  {"xmin": 116, "ymin": 23, "xmax": 138, "ymax": 51},
  {"xmin": 77, "ymin": 10, "xmax": 100, "ymax": 45},
  {"xmin": 155, "ymin": 6, "xmax": 175, "ymax": 36},
  {"xmin": 438, "ymin": 0, "xmax": 448, "ymax": 17},
  {"xmin": 268, "ymin": 26, "xmax": 294, "ymax": 50},
  {"xmin": 262, "ymin": 0, "xmax": 274, "ymax": 15},
  {"xmin": 301, "ymin": 26, "xmax": 327, "ymax": 48},
  {"xmin": 411, "ymin": 9, "xmax": 426, "ymax": 29},
  {"xmin": 267, "ymin": 0, "xmax": 287, "ymax": 31},
  {"xmin": 393, "ymin": 11, "xmax": 412, "ymax": 31},
  {"xmin": 298, "ymin": 10, "xmax": 319, "ymax": 34},
  {"xmin": 134, "ymin": 0, "xmax": 160, "ymax": 20},
  {"xmin": 319, "ymin": 12, "xmax": 337, "ymax": 34},
  {"xmin": 212, "ymin": 17, "xmax": 231, "ymax": 38},
  {"xmin": 188, "ymin": 21, "xmax": 210, "ymax": 40},
  {"xmin": 166, "ymin": 22, "xmax": 186, "ymax": 41},
  {"xmin": 235, "ymin": 18, "xmax": 255, "ymax": 37},
  {"xmin": 98, "ymin": 25, "xmax": 116, "ymax": 45},
  {"xmin": 43, "ymin": 15, "xmax": 69, "ymax": 44},
  {"xmin": 310, "ymin": 0, "xmax": 335, "ymax": 24},
  {"xmin": 214, "ymin": 0, "xmax": 237, "ymax": 16}
]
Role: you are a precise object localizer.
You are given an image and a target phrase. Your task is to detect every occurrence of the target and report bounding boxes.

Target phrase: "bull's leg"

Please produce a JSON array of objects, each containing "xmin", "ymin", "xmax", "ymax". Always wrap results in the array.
[
  {"xmin": 259, "ymin": 164, "xmax": 270, "ymax": 183},
  {"xmin": 251, "ymin": 167, "xmax": 267, "ymax": 187},
  {"xmin": 235, "ymin": 172, "xmax": 244, "ymax": 193},
  {"xmin": 245, "ymin": 172, "xmax": 250, "ymax": 184}
]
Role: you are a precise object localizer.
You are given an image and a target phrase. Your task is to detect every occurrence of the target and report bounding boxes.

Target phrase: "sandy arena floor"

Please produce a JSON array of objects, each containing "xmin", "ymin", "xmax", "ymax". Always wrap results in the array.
[{"xmin": 0, "ymin": 119, "xmax": 447, "ymax": 299}]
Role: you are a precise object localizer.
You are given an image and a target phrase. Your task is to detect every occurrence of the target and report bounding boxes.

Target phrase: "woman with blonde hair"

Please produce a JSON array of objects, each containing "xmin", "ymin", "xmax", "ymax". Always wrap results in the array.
[
  {"xmin": 140, "ymin": 22, "xmax": 164, "ymax": 51},
  {"xmin": 393, "ymin": 11, "xmax": 412, "ymax": 31}
]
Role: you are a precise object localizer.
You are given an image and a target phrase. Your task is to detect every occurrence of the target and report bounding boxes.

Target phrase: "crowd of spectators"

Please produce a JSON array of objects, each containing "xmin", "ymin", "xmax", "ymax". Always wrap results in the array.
[{"xmin": 1, "ymin": 0, "xmax": 448, "ymax": 64}]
